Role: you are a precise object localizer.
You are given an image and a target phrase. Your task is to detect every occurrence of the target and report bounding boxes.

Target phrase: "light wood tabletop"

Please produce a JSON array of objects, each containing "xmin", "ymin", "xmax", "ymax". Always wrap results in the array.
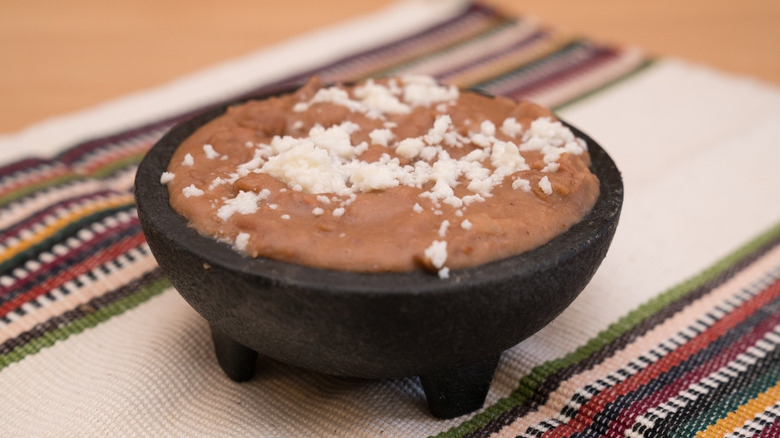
[{"xmin": 2, "ymin": 0, "xmax": 779, "ymax": 135}]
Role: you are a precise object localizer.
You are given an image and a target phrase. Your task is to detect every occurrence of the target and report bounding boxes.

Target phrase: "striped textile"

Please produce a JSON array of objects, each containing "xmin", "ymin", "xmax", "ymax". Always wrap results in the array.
[
  {"xmin": 1, "ymin": 1, "xmax": 778, "ymax": 436},
  {"xmin": 440, "ymin": 223, "xmax": 780, "ymax": 437}
]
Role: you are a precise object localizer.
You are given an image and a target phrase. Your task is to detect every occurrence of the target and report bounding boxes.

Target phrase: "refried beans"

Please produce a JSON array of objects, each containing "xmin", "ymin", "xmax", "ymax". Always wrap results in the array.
[{"xmin": 162, "ymin": 75, "xmax": 599, "ymax": 278}]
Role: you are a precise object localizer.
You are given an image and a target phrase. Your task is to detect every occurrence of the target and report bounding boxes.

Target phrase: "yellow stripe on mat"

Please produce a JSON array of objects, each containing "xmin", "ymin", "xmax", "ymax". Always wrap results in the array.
[
  {"xmin": 695, "ymin": 379, "xmax": 780, "ymax": 438},
  {"xmin": 0, "ymin": 193, "xmax": 135, "ymax": 265}
]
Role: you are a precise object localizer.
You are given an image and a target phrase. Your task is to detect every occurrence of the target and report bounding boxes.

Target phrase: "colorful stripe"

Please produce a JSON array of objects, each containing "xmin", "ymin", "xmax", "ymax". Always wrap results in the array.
[{"xmin": 6, "ymin": 2, "xmax": 776, "ymax": 436}]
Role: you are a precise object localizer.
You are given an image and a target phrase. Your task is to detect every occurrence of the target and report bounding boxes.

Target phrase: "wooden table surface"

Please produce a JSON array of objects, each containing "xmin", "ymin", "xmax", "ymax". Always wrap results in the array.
[{"xmin": 2, "ymin": 0, "xmax": 779, "ymax": 135}]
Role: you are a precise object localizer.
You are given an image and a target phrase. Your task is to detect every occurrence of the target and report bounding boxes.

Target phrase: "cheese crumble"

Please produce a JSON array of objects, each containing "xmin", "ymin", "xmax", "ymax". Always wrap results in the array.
[
  {"xmin": 234, "ymin": 233, "xmax": 250, "ymax": 251},
  {"xmin": 160, "ymin": 172, "xmax": 175, "ymax": 184},
  {"xmin": 217, "ymin": 189, "xmax": 271, "ymax": 221},
  {"xmin": 182, "ymin": 185, "xmax": 204, "ymax": 198},
  {"xmin": 539, "ymin": 176, "xmax": 553, "ymax": 195},
  {"xmin": 203, "ymin": 144, "xmax": 220, "ymax": 159},
  {"xmin": 424, "ymin": 240, "xmax": 448, "ymax": 269}
]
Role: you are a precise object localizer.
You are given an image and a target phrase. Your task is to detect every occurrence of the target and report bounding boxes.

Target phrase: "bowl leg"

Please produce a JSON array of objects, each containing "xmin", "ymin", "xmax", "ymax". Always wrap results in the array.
[
  {"xmin": 419, "ymin": 353, "xmax": 501, "ymax": 419},
  {"xmin": 210, "ymin": 324, "xmax": 258, "ymax": 382}
]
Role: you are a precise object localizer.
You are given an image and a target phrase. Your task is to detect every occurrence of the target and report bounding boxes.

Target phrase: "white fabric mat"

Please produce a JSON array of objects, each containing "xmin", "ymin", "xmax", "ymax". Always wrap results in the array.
[{"xmin": 2, "ymin": 0, "xmax": 780, "ymax": 435}]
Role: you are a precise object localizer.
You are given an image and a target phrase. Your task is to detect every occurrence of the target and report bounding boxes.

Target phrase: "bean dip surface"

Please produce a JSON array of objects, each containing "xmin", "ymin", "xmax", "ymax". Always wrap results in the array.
[{"xmin": 163, "ymin": 76, "xmax": 599, "ymax": 277}]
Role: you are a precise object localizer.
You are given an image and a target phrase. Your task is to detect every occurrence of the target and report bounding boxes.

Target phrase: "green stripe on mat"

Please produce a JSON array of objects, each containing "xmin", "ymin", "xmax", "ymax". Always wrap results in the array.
[
  {"xmin": 0, "ymin": 277, "xmax": 171, "ymax": 371},
  {"xmin": 0, "ymin": 173, "xmax": 82, "ymax": 208},
  {"xmin": 437, "ymin": 220, "xmax": 780, "ymax": 438},
  {"xmin": 89, "ymin": 153, "xmax": 147, "ymax": 180}
]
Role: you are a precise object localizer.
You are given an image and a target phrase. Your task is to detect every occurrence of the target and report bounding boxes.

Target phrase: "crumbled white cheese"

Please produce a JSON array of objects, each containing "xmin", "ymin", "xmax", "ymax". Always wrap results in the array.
[
  {"xmin": 386, "ymin": 78, "xmax": 401, "ymax": 94},
  {"xmin": 467, "ymin": 178, "xmax": 492, "ymax": 195},
  {"xmin": 501, "ymin": 118, "xmax": 523, "ymax": 137},
  {"xmin": 521, "ymin": 117, "xmax": 577, "ymax": 151},
  {"xmin": 470, "ymin": 133, "xmax": 492, "ymax": 148},
  {"xmin": 209, "ymin": 176, "xmax": 234, "ymax": 190},
  {"xmin": 438, "ymin": 220, "xmax": 450, "ymax": 237},
  {"xmin": 350, "ymin": 161, "xmax": 405, "ymax": 192},
  {"xmin": 512, "ymin": 178, "xmax": 531, "ymax": 192},
  {"xmin": 566, "ymin": 139, "xmax": 587, "ymax": 155},
  {"xmin": 182, "ymin": 184, "xmax": 204, "ymax": 198},
  {"xmin": 464, "ymin": 149, "xmax": 488, "ymax": 162},
  {"xmin": 237, "ymin": 148, "xmax": 265, "ymax": 176},
  {"xmin": 268, "ymin": 204, "xmax": 278, "ymax": 210},
  {"xmin": 396, "ymin": 137, "xmax": 425, "ymax": 159},
  {"xmin": 295, "ymin": 87, "xmax": 362, "ymax": 113},
  {"xmin": 442, "ymin": 195, "xmax": 463, "ymax": 209},
  {"xmin": 480, "ymin": 120, "xmax": 496, "ymax": 137},
  {"xmin": 316, "ymin": 195, "xmax": 331, "ymax": 204},
  {"xmin": 234, "ymin": 233, "xmax": 250, "ymax": 251},
  {"xmin": 160, "ymin": 172, "xmax": 175, "ymax": 184},
  {"xmin": 491, "ymin": 141, "xmax": 529, "ymax": 177},
  {"xmin": 203, "ymin": 144, "xmax": 220, "ymax": 159},
  {"xmin": 442, "ymin": 131, "xmax": 464, "ymax": 147},
  {"xmin": 438, "ymin": 267, "xmax": 450, "ymax": 279},
  {"xmin": 280, "ymin": 214, "xmax": 290, "ymax": 220},
  {"xmin": 461, "ymin": 219, "xmax": 472, "ymax": 230},
  {"xmin": 539, "ymin": 176, "xmax": 553, "ymax": 195},
  {"xmin": 262, "ymin": 142, "xmax": 349, "ymax": 195},
  {"xmin": 401, "ymin": 75, "xmax": 459, "ymax": 107},
  {"xmin": 217, "ymin": 189, "xmax": 271, "ymax": 221},
  {"xmin": 333, "ymin": 207, "xmax": 345, "ymax": 217},
  {"xmin": 369, "ymin": 128, "xmax": 394, "ymax": 147},
  {"xmin": 424, "ymin": 115, "xmax": 452, "ymax": 145},
  {"xmin": 419, "ymin": 146, "xmax": 439, "ymax": 162},
  {"xmin": 424, "ymin": 240, "xmax": 448, "ymax": 269},
  {"xmin": 308, "ymin": 122, "xmax": 361, "ymax": 159},
  {"xmin": 462, "ymin": 194, "xmax": 486, "ymax": 206},
  {"xmin": 312, "ymin": 207, "xmax": 324, "ymax": 216},
  {"xmin": 541, "ymin": 162, "xmax": 560, "ymax": 173},
  {"xmin": 413, "ymin": 203, "xmax": 424, "ymax": 213},
  {"xmin": 182, "ymin": 153, "xmax": 194, "ymax": 166},
  {"xmin": 353, "ymin": 79, "xmax": 411, "ymax": 115},
  {"xmin": 268, "ymin": 136, "xmax": 297, "ymax": 155}
]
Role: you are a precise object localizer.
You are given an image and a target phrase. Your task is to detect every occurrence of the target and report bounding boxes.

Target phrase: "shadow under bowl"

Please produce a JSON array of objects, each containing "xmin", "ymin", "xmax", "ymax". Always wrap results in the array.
[{"xmin": 134, "ymin": 90, "xmax": 623, "ymax": 418}]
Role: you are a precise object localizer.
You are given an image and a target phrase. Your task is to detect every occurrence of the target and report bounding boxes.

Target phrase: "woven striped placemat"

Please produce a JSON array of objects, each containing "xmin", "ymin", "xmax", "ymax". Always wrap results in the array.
[{"xmin": 2, "ymin": 2, "xmax": 779, "ymax": 436}]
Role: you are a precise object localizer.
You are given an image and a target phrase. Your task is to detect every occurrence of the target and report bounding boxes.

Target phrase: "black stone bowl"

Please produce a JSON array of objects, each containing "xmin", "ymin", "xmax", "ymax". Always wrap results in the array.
[{"xmin": 134, "ymin": 89, "xmax": 622, "ymax": 419}]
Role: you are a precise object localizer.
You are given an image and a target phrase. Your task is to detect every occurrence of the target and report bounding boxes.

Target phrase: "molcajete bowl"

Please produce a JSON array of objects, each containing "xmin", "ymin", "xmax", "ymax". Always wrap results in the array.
[{"xmin": 134, "ymin": 87, "xmax": 623, "ymax": 419}]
